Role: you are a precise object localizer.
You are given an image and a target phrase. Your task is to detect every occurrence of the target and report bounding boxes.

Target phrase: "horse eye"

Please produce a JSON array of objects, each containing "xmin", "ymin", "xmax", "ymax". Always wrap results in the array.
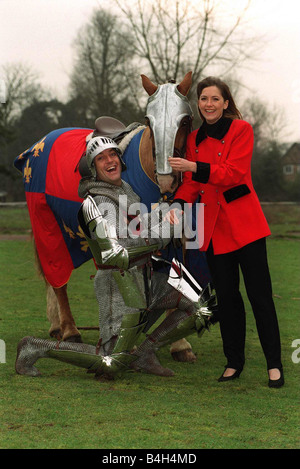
[{"xmin": 180, "ymin": 118, "xmax": 190, "ymax": 127}]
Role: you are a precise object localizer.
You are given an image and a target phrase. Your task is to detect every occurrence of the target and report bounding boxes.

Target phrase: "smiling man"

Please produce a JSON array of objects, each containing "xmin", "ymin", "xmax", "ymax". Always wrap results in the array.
[
  {"xmin": 88, "ymin": 137, "xmax": 124, "ymax": 185},
  {"xmin": 94, "ymin": 149, "xmax": 122, "ymax": 184}
]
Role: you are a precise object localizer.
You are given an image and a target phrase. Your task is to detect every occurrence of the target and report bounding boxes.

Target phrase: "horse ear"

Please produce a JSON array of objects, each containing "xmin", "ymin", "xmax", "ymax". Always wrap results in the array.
[
  {"xmin": 177, "ymin": 71, "xmax": 193, "ymax": 96},
  {"xmin": 141, "ymin": 74, "xmax": 158, "ymax": 96}
]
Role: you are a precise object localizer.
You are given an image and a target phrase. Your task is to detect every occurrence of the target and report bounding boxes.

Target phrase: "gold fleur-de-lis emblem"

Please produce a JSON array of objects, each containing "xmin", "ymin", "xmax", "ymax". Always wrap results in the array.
[
  {"xmin": 62, "ymin": 220, "xmax": 76, "ymax": 239},
  {"xmin": 24, "ymin": 159, "xmax": 32, "ymax": 183},
  {"xmin": 17, "ymin": 148, "xmax": 29, "ymax": 160},
  {"xmin": 32, "ymin": 137, "xmax": 46, "ymax": 157},
  {"xmin": 77, "ymin": 225, "xmax": 90, "ymax": 252},
  {"xmin": 62, "ymin": 221, "xmax": 90, "ymax": 252}
]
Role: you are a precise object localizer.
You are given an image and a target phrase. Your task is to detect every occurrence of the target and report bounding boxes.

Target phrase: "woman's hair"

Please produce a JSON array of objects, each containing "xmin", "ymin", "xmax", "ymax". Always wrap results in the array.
[{"xmin": 196, "ymin": 76, "xmax": 242, "ymax": 120}]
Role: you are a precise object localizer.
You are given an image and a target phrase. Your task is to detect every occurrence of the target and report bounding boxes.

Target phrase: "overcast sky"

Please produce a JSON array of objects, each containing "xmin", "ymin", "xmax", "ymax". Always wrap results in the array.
[{"xmin": 1, "ymin": 0, "xmax": 299, "ymax": 142}]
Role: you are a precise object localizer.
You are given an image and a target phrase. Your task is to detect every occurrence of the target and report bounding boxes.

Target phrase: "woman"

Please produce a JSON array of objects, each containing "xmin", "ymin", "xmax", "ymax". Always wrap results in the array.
[{"xmin": 168, "ymin": 76, "xmax": 284, "ymax": 388}]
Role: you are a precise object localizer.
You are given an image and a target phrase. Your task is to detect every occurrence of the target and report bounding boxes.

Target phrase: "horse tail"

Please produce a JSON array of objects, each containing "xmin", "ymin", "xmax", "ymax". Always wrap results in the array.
[
  {"xmin": 32, "ymin": 233, "xmax": 46, "ymax": 282},
  {"xmin": 32, "ymin": 230, "xmax": 62, "ymax": 337}
]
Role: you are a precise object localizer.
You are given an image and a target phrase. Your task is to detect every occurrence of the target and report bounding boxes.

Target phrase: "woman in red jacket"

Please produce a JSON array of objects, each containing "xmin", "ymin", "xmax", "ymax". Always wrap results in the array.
[{"xmin": 169, "ymin": 76, "xmax": 283, "ymax": 388}]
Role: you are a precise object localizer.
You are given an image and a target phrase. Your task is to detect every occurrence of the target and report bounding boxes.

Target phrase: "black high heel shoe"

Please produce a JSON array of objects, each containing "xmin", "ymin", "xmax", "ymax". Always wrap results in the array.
[
  {"xmin": 268, "ymin": 367, "xmax": 284, "ymax": 388},
  {"xmin": 217, "ymin": 367, "xmax": 242, "ymax": 382}
]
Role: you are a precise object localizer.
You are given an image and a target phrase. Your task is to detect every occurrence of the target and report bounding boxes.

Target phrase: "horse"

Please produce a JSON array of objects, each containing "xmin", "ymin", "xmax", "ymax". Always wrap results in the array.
[{"xmin": 14, "ymin": 72, "xmax": 211, "ymax": 362}]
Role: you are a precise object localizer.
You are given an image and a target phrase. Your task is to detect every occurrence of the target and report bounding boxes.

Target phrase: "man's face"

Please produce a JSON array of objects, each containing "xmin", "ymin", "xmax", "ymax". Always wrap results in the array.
[{"xmin": 94, "ymin": 148, "xmax": 122, "ymax": 185}]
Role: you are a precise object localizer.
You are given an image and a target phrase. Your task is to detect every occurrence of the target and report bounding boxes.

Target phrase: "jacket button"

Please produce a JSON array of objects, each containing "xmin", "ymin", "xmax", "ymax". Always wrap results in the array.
[
  {"xmin": 217, "ymin": 201, "xmax": 220, "ymax": 205},
  {"xmin": 195, "ymin": 149, "xmax": 198, "ymax": 153},
  {"xmin": 221, "ymin": 140, "xmax": 225, "ymax": 144},
  {"xmin": 200, "ymin": 190, "xmax": 204, "ymax": 194},
  {"xmin": 218, "ymin": 152, "xmax": 221, "ymax": 156}
]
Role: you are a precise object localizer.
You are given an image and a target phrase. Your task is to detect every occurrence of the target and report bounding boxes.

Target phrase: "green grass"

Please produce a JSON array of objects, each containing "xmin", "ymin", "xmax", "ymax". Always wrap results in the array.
[
  {"xmin": 0, "ymin": 206, "xmax": 299, "ymax": 449},
  {"xmin": 0, "ymin": 206, "xmax": 31, "ymax": 235}
]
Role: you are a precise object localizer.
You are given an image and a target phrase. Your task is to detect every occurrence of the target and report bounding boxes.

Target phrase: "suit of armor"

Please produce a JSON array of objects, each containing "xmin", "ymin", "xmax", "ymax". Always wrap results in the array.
[
  {"xmin": 77, "ymin": 177, "xmax": 188, "ymax": 356},
  {"xmin": 15, "ymin": 178, "xmax": 217, "ymax": 378}
]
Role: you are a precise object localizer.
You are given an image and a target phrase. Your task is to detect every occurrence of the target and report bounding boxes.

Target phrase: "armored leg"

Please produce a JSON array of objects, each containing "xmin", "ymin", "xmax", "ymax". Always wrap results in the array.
[
  {"xmin": 131, "ymin": 307, "xmax": 207, "ymax": 376},
  {"xmin": 95, "ymin": 309, "xmax": 180, "ymax": 377},
  {"xmin": 15, "ymin": 310, "xmax": 149, "ymax": 378},
  {"xmin": 130, "ymin": 281, "xmax": 218, "ymax": 376},
  {"xmin": 15, "ymin": 337, "xmax": 98, "ymax": 377},
  {"xmin": 15, "ymin": 281, "xmax": 217, "ymax": 379}
]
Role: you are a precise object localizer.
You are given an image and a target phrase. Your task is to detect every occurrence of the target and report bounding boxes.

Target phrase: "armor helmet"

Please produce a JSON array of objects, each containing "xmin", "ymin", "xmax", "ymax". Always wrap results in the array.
[{"xmin": 86, "ymin": 136, "xmax": 126, "ymax": 177}]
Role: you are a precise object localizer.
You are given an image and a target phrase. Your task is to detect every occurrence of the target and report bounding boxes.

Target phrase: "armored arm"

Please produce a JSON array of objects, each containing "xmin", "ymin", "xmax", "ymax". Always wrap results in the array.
[
  {"xmin": 79, "ymin": 196, "xmax": 160, "ymax": 270},
  {"xmin": 140, "ymin": 202, "xmax": 184, "ymax": 249}
]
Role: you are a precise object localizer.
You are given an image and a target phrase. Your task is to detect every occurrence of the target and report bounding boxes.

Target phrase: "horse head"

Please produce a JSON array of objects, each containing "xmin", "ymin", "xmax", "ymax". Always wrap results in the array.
[{"xmin": 141, "ymin": 71, "xmax": 193, "ymax": 195}]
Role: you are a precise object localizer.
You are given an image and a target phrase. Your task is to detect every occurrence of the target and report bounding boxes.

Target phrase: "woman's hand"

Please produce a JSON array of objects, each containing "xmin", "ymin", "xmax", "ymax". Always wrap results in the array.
[
  {"xmin": 164, "ymin": 208, "xmax": 183, "ymax": 225},
  {"xmin": 168, "ymin": 157, "xmax": 196, "ymax": 173}
]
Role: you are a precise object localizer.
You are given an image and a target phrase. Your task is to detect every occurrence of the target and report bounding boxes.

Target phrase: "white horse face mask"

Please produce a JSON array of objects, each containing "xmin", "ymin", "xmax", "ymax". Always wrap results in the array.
[{"xmin": 142, "ymin": 72, "xmax": 193, "ymax": 177}]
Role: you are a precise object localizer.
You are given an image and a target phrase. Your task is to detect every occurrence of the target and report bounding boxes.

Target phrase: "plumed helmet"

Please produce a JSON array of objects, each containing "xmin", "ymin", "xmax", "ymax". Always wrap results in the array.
[{"xmin": 85, "ymin": 136, "xmax": 126, "ymax": 177}]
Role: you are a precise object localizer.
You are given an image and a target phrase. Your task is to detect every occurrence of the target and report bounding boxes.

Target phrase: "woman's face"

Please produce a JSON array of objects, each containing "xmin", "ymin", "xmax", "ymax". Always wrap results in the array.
[{"xmin": 198, "ymin": 86, "xmax": 229, "ymax": 124}]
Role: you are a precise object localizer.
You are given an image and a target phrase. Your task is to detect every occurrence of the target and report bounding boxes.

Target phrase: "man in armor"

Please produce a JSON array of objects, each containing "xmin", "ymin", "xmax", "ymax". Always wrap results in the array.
[{"xmin": 16, "ymin": 137, "xmax": 216, "ymax": 379}]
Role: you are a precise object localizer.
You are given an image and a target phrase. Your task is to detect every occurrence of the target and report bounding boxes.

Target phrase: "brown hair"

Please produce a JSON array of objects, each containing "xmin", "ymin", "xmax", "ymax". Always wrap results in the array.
[{"xmin": 197, "ymin": 76, "xmax": 242, "ymax": 120}]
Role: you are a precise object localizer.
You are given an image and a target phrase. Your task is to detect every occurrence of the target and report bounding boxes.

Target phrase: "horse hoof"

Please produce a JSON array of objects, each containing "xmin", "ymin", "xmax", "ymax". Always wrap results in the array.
[
  {"xmin": 64, "ymin": 334, "xmax": 83, "ymax": 343},
  {"xmin": 171, "ymin": 349, "xmax": 197, "ymax": 363},
  {"xmin": 49, "ymin": 329, "xmax": 62, "ymax": 340}
]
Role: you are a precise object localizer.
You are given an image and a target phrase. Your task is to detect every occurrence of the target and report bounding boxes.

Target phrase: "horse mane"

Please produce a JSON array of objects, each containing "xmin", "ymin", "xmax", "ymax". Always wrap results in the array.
[
  {"xmin": 118, "ymin": 125, "xmax": 156, "ymax": 183},
  {"xmin": 118, "ymin": 125, "xmax": 146, "ymax": 154}
]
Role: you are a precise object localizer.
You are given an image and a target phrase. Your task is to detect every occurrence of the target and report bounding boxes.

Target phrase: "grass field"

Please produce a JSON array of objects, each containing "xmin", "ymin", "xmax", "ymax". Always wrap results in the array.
[{"xmin": 0, "ymin": 205, "xmax": 299, "ymax": 449}]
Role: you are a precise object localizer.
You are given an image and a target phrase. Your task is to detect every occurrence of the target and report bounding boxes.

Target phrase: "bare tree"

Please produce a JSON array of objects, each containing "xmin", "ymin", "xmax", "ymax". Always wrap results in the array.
[
  {"xmin": 69, "ymin": 1, "xmax": 265, "ymax": 125},
  {"xmin": 113, "ymin": 0, "xmax": 260, "ymax": 87},
  {"xmin": 69, "ymin": 9, "xmax": 142, "ymax": 121},
  {"xmin": 0, "ymin": 63, "xmax": 48, "ymax": 199},
  {"xmin": 0, "ymin": 62, "xmax": 46, "ymax": 134},
  {"xmin": 242, "ymin": 96, "xmax": 288, "ymax": 152}
]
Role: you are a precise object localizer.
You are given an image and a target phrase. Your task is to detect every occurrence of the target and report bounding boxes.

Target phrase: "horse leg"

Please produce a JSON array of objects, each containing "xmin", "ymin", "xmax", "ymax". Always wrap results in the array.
[
  {"xmin": 33, "ymin": 240, "xmax": 78, "ymax": 342},
  {"xmin": 53, "ymin": 285, "xmax": 82, "ymax": 343},
  {"xmin": 46, "ymin": 282, "xmax": 62, "ymax": 340},
  {"xmin": 166, "ymin": 310, "xmax": 197, "ymax": 362}
]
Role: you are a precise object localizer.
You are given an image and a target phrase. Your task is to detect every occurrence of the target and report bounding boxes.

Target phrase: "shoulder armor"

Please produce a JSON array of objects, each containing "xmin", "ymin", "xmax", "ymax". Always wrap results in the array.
[{"xmin": 82, "ymin": 195, "xmax": 102, "ymax": 226}]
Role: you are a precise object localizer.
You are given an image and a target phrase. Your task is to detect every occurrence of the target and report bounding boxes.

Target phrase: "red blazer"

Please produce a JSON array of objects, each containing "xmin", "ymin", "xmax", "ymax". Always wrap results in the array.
[{"xmin": 174, "ymin": 119, "xmax": 271, "ymax": 254}]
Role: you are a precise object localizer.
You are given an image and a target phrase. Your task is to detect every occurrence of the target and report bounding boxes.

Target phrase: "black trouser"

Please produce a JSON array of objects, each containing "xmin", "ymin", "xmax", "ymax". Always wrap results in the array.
[{"xmin": 206, "ymin": 238, "xmax": 282, "ymax": 371}]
